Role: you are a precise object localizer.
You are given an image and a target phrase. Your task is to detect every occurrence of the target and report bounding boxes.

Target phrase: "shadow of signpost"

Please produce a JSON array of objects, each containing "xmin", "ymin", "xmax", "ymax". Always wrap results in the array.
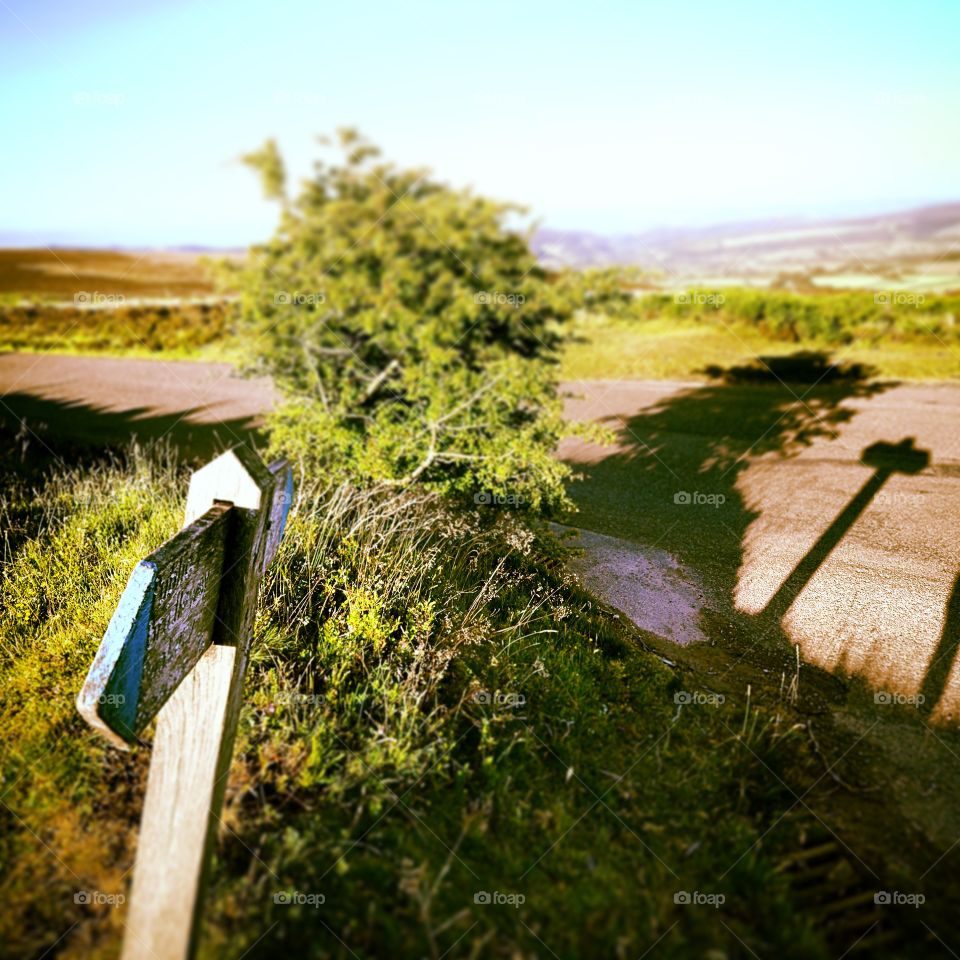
[
  {"xmin": 560, "ymin": 349, "xmax": 960, "ymax": 954},
  {"xmin": 564, "ymin": 348, "xmax": 960, "ymax": 720},
  {"xmin": 760, "ymin": 438, "xmax": 931, "ymax": 625},
  {"xmin": 919, "ymin": 573, "xmax": 960, "ymax": 717},
  {"xmin": 564, "ymin": 352, "xmax": 892, "ymax": 647},
  {"xmin": 559, "ymin": 350, "xmax": 950, "ymax": 721}
]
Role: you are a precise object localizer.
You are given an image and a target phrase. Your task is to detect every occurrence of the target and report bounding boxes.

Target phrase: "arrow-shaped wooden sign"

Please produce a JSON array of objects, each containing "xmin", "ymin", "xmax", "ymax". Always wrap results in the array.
[
  {"xmin": 75, "ymin": 444, "xmax": 294, "ymax": 960},
  {"xmin": 76, "ymin": 502, "xmax": 231, "ymax": 745},
  {"xmin": 77, "ymin": 447, "xmax": 292, "ymax": 747}
]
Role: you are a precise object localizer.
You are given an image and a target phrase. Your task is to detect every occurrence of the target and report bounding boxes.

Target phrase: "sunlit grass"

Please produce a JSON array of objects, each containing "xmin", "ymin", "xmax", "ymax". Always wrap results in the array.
[
  {"xmin": 561, "ymin": 314, "xmax": 960, "ymax": 381},
  {"xmin": 0, "ymin": 440, "xmax": 824, "ymax": 959}
]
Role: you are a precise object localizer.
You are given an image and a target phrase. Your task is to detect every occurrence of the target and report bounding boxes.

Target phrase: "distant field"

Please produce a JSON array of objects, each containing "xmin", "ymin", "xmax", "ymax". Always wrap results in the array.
[
  {"xmin": 0, "ymin": 301, "xmax": 237, "ymax": 358},
  {"xmin": 811, "ymin": 271, "xmax": 960, "ymax": 293},
  {"xmin": 0, "ymin": 248, "xmax": 223, "ymax": 300},
  {"xmin": 3, "ymin": 249, "xmax": 959, "ymax": 380},
  {"xmin": 0, "ymin": 247, "xmax": 242, "ymax": 359},
  {"xmin": 561, "ymin": 315, "xmax": 960, "ymax": 380},
  {"xmin": 562, "ymin": 286, "xmax": 960, "ymax": 381}
]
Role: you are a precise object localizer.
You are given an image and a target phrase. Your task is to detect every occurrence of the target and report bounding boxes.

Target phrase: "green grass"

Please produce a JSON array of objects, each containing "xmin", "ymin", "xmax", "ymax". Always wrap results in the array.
[
  {"xmin": 0, "ymin": 443, "xmax": 183, "ymax": 959},
  {"xmin": 562, "ymin": 313, "xmax": 960, "ymax": 381},
  {"xmin": 560, "ymin": 284, "xmax": 960, "ymax": 381},
  {"xmin": 3, "ymin": 269, "xmax": 954, "ymax": 956},
  {"xmin": 0, "ymin": 440, "xmax": 827, "ymax": 959}
]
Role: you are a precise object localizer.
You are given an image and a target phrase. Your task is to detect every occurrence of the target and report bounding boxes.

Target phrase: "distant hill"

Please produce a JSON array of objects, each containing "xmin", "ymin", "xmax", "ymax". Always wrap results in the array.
[
  {"xmin": 0, "ymin": 248, "xmax": 218, "ymax": 300},
  {"xmin": 5, "ymin": 201, "xmax": 959, "ymax": 292},
  {"xmin": 533, "ymin": 202, "xmax": 960, "ymax": 277}
]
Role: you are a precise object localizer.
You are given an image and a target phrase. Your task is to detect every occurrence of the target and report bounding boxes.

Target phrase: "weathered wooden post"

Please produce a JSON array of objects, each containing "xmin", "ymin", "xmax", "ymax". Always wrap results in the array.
[{"xmin": 76, "ymin": 444, "xmax": 294, "ymax": 960}]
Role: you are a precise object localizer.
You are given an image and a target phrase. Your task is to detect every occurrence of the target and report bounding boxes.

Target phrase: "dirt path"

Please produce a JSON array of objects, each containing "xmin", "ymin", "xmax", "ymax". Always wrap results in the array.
[
  {"xmin": 0, "ymin": 352, "xmax": 276, "ymax": 458},
  {"xmin": 557, "ymin": 372, "xmax": 960, "ymax": 906},
  {"xmin": 559, "ymin": 375, "xmax": 960, "ymax": 719}
]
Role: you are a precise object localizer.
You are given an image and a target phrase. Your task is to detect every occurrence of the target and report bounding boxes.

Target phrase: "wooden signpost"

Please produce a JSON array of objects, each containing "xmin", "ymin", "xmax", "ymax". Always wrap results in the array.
[{"xmin": 77, "ymin": 444, "xmax": 294, "ymax": 960}]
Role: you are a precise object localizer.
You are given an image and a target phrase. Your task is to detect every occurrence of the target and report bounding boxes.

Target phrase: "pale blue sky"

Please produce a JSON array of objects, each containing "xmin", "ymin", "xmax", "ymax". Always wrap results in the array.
[{"xmin": 1, "ymin": 0, "xmax": 958, "ymax": 246}]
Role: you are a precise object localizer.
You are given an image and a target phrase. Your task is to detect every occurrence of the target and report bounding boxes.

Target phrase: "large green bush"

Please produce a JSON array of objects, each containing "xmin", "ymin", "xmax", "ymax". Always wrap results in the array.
[{"xmin": 232, "ymin": 130, "xmax": 573, "ymax": 512}]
